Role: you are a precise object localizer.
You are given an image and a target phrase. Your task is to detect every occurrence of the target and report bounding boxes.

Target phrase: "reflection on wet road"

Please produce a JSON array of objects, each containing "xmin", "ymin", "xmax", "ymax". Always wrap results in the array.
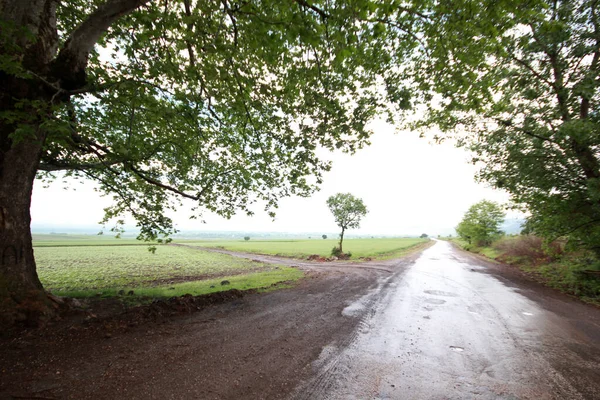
[{"xmin": 296, "ymin": 240, "xmax": 600, "ymax": 399}]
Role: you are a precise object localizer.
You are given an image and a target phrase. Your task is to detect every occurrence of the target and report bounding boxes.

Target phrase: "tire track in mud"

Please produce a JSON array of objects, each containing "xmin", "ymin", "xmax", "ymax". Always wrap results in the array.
[
  {"xmin": 171, "ymin": 243, "xmax": 397, "ymax": 273},
  {"xmin": 177, "ymin": 244, "xmax": 422, "ymax": 400},
  {"xmin": 289, "ymin": 266, "xmax": 410, "ymax": 400}
]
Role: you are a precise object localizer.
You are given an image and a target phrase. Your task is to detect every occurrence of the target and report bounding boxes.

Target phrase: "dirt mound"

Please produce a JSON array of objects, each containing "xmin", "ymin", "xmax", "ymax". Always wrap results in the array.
[
  {"xmin": 307, "ymin": 254, "xmax": 328, "ymax": 261},
  {"xmin": 147, "ymin": 289, "xmax": 252, "ymax": 315},
  {"xmin": 2, "ymin": 289, "xmax": 258, "ymax": 339},
  {"xmin": 96, "ymin": 289, "xmax": 256, "ymax": 330}
]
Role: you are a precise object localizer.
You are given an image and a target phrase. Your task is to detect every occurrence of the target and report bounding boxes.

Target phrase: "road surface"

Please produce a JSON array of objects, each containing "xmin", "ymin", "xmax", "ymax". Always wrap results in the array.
[
  {"xmin": 2, "ymin": 240, "xmax": 600, "ymax": 399},
  {"xmin": 293, "ymin": 239, "xmax": 600, "ymax": 399}
]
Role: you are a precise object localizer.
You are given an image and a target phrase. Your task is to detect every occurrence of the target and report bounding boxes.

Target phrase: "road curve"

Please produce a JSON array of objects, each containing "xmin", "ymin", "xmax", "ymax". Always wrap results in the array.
[{"xmin": 292, "ymin": 239, "xmax": 600, "ymax": 400}]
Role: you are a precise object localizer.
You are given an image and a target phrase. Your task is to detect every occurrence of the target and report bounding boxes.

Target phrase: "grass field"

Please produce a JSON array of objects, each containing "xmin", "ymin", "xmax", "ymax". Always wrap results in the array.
[
  {"xmin": 183, "ymin": 237, "xmax": 429, "ymax": 259},
  {"xmin": 32, "ymin": 234, "xmax": 147, "ymax": 247},
  {"xmin": 34, "ymin": 244, "xmax": 302, "ymax": 299},
  {"xmin": 32, "ymin": 235, "xmax": 428, "ymax": 301}
]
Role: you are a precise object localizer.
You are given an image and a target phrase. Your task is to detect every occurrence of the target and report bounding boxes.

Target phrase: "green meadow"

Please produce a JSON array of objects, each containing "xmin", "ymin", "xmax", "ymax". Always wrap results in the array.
[
  {"xmin": 184, "ymin": 237, "xmax": 429, "ymax": 259},
  {"xmin": 34, "ymin": 243, "xmax": 301, "ymax": 300},
  {"xmin": 32, "ymin": 235, "xmax": 428, "ymax": 301}
]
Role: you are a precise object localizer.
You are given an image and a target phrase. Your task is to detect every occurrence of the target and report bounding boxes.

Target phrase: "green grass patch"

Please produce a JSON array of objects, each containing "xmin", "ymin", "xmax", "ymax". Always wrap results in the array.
[
  {"xmin": 35, "ymin": 245, "xmax": 301, "ymax": 297},
  {"xmin": 51, "ymin": 267, "xmax": 303, "ymax": 300},
  {"xmin": 449, "ymin": 238, "xmax": 500, "ymax": 259},
  {"xmin": 182, "ymin": 238, "xmax": 429, "ymax": 259}
]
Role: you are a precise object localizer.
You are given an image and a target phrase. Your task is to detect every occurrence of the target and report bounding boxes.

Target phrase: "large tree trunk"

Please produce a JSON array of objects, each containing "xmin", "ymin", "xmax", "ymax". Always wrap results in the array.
[
  {"xmin": 0, "ymin": 129, "xmax": 50, "ymax": 327},
  {"xmin": 0, "ymin": 0, "xmax": 58, "ymax": 327}
]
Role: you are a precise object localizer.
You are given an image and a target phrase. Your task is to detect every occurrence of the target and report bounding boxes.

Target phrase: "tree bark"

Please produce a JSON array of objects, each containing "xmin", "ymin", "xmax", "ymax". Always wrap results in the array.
[
  {"xmin": 0, "ymin": 0, "xmax": 60, "ymax": 327},
  {"xmin": 339, "ymin": 227, "xmax": 345, "ymax": 253},
  {"xmin": 0, "ymin": 126, "xmax": 50, "ymax": 326}
]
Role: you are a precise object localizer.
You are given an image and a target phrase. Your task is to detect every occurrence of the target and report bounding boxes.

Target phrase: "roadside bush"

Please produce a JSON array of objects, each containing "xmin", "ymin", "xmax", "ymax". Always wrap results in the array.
[
  {"xmin": 535, "ymin": 258, "xmax": 600, "ymax": 301},
  {"xmin": 493, "ymin": 235, "xmax": 563, "ymax": 265},
  {"xmin": 330, "ymin": 246, "xmax": 352, "ymax": 259},
  {"xmin": 331, "ymin": 246, "xmax": 343, "ymax": 257}
]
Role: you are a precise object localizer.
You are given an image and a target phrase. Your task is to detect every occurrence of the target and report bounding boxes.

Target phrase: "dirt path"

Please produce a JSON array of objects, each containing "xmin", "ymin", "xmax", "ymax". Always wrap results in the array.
[
  {"xmin": 171, "ymin": 242, "xmax": 413, "ymax": 272},
  {"xmin": 0, "ymin": 248, "xmax": 420, "ymax": 399}
]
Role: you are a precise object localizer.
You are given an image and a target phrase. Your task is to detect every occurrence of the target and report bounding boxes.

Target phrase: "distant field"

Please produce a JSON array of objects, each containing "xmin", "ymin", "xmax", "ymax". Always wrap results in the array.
[
  {"xmin": 34, "ymin": 245, "xmax": 301, "ymax": 299},
  {"xmin": 33, "ymin": 234, "xmax": 147, "ymax": 247},
  {"xmin": 183, "ymin": 238, "xmax": 429, "ymax": 259}
]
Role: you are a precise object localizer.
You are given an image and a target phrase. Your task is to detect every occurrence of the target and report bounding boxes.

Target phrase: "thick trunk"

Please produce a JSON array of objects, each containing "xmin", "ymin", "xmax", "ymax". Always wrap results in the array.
[
  {"xmin": 0, "ymin": 128, "xmax": 50, "ymax": 327},
  {"xmin": 0, "ymin": 0, "xmax": 58, "ymax": 327}
]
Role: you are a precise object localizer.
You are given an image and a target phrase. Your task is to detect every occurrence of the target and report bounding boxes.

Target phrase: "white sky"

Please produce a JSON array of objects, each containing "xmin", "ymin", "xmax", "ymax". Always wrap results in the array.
[{"xmin": 30, "ymin": 119, "xmax": 512, "ymax": 236}]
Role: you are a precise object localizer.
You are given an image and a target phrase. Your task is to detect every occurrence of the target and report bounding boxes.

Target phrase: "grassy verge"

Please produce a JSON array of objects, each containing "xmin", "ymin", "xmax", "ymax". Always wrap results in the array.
[
  {"xmin": 53, "ymin": 267, "xmax": 303, "ymax": 300},
  {"xmin": 182, "ymin": 238, "xmax": 429, "ymax": 260},
  {"xmin": 449, "ymin": 236, "xmax": 600, "ymax": 305},
  {"xmin": 35, "ymin": 244, "xmax": 303, "ymax": 302}
]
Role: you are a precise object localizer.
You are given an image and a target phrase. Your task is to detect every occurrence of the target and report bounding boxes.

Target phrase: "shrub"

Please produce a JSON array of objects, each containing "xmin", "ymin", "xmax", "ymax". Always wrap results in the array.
[
  {"xmin": 331, "ymin": 246, "xmax": 343, "ymax": 257},
  {"xmin": 330, "ymin": 246, "xmax": 352, "ymax": 259},
  {"xmin": 536, "ymin": 258, "xmax": 600, "ymax": 300},
  {"xmin": 493, "ymin": 235, "xmax": 563, "ymax": 265}
]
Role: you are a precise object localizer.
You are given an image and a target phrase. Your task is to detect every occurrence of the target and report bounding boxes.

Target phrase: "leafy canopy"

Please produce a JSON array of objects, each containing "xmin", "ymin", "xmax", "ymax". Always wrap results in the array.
[
  {"xmin": 10, "ymin": 0, "xmax": 426, "ymax": 242},
  {"xmin": 326, "ymin": 193, "xmax": 368, "ymax": 232},
  {"xmin": 456, "ymin": 200, "xmax": 505, "ymax": 247},
  {"xmin": 401, "ymin": 0, "xmax": 600, "ymax": 256}
]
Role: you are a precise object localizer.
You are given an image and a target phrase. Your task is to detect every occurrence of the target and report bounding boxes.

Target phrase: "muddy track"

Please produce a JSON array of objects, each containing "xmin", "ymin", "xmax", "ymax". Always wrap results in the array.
[
  {"xmin": 170, "ymin": 242, "xmax": 429, "ymax": 273},
  {"xmin": 0, "ymin": 245, "xmax": 423, "ymax": 399}
]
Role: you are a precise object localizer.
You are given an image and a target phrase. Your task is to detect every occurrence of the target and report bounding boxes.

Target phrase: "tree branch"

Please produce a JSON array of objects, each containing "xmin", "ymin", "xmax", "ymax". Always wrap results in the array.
[
  {"xmin": 294, "ymin": 0, "xmax": 329, "ymax": 19},
  {"xmin": 509, "ymin": 55, "xmax": 554, "ymax": 88},
  {"xmin": 38, "ymin": 160, "xmax": 122, "ymax": 172},
  {"xmin": 128, "ymin": 164, "xmax": 201, "ymax": 200},
  {"xmin": 183, "ymin": 0, "xmax": 197, "ymax": 66},
  {"xmin": 52, "ymin": 0, "xmax": 151, "ymax": 90}
]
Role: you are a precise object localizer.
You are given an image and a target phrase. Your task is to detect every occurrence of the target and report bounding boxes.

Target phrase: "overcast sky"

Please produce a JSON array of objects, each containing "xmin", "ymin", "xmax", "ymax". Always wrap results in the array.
[{"xmin": 31, "ymin": 119, "xmax": 512, "ymax": 236}]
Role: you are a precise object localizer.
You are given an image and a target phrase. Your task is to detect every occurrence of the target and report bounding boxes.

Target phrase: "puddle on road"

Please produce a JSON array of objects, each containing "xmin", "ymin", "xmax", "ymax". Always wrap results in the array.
[
  {"xmin": 424, "ymin": 298, "xmax": 446, "ymax": 305},
  {"xmin": 342, "ymin": 298, "xmax": 369, "ymax": 317},
  {"xmin": 424, "ymin": 290, "xmax": 459, "ymax": 297},
  {"xmin": 522, "ymin": 312, "xmax": 533, "ymax": 316},
  {"xmin": 467, "ymin": 305, "xmax": 480, "ymax": 315},
  {"xmin": 449, "ymin": 346, "xmax": 465, "ymax": 352}
]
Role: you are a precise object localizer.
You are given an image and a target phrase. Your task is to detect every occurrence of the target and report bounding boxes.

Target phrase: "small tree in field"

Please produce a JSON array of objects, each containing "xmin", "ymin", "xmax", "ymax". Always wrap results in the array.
[
  {"xmin": 326, "ymin": 193, "xmax": 368, "ymax": 255},
  {"xmin": 456, "ymin": 201, "xmax": 505, "ymax": 246},
  {"xmin": 322, "ymin": 235, "xmax": 327, "ymax": 240},
  {"xmin": 244, "ymin": 236, "xmax": 250, "ymax": 241}
]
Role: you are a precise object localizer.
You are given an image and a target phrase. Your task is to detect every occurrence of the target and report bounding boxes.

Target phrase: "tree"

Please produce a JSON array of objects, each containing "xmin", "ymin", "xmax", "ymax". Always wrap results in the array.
[
  {"xmin": 0, "ymin": 0, "xmax": 424, "ymax": 324},
  {"xmin": 456, "ymin": 201, "xmax": 505, "ymax": 246},
  {"xmin": 326, "ymin": 193, "xmax": 368, "ymax": 253},
  {"xmin": 420, "ymin": 233, "xmax": 428, "ymax": 238},
  {"xmin": 403, "ymin": 1, "xmax": 600, "ymax": 257},
  {"xmin": 244, "ymin": 236, "xmax": 250, "ymax": 241},
  {"xmin": 322, "ymin": 234, "xmax": 327, "ymax": 240}
]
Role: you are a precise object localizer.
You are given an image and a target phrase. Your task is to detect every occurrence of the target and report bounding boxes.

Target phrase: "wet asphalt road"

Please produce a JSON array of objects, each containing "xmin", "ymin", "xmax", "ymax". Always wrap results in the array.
[{"xmin": 294, "ymin": 240, "xmax": 600, "ymax": 400}]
